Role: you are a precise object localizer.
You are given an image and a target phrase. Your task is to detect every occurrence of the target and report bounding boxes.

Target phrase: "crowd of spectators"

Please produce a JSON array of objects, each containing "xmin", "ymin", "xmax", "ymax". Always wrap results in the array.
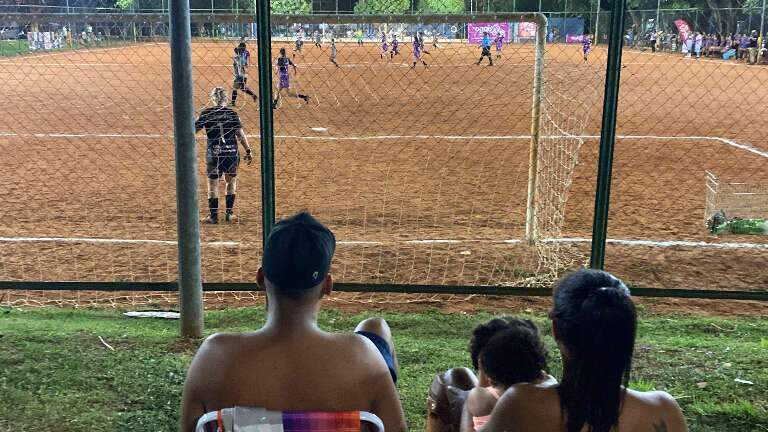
[{"xmin": 628, "ymin": 28, "xmax": 766, "ymax": 64}]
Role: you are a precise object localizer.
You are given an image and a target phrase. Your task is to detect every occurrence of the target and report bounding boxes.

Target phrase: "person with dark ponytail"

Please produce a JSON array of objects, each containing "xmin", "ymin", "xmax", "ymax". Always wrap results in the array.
[{"xmin": 479, "ymin": 269, "xmax": 687, "ymax": 432}]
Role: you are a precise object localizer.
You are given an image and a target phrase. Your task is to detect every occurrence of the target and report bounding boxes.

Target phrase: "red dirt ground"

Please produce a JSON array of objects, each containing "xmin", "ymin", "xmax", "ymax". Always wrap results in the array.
[{"xmin": 0, "ymin": 39, "xmax": 766, "ymax": 308}]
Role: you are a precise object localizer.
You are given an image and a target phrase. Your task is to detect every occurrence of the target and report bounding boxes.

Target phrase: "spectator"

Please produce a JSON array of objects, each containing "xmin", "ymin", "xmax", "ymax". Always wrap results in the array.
[
  {"xmin": 477, "ymin": 269, "xmax": 688, "ymax": 432},
  {"xmin": 180, "ymin": 212, "xmax": 408, "ymax": 432},
  {"xmin": 694, "ymin": 32, "xmax": 703, "ymax": 58},
  {"xmin": 739, "ymin": 32, "xmax": 749, "ymax": 59},
  {"xmin": 426, "ymin": 317, "xmax": 556, "ymax": 432},
  {"xmin": 747, "ymin": 30, "xmax": 759, "ymax": 64}
]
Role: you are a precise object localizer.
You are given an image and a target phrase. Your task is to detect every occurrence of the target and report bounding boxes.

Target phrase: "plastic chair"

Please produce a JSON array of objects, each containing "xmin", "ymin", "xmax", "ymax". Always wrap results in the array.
[{"xmin": 195, "ymin": 407, "xmax": 385, "ymax": 432}]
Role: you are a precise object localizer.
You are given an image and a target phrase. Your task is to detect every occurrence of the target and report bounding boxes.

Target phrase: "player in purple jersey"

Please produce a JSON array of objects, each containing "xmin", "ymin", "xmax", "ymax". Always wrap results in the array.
[
  {"xmin": 495, "ymin": 32, "xmax": 504, "ymax": 58},
  {"xmin": 380, "ymin": 32, "xmax": 388, "ymax": 59},
  {"xmin": 273, "ymin": 48, "xmax": 310, "ymax": 108},
  {"xmin": 411, "ymin": 33, "xmax": 428, "ymax": 68},
  {"xmin": 582, "ymin": 34, "xmax": 592, "ymax": 61},
  {"xmin": 390, "ymin": 34, "xmax": 400, "ymax": 59}
]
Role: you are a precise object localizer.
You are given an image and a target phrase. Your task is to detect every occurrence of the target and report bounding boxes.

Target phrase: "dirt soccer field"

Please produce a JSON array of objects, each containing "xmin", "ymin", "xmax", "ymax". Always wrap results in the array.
[{"xmin": 0, "ymin": 38, "xmax": 766, "ymax": 298}]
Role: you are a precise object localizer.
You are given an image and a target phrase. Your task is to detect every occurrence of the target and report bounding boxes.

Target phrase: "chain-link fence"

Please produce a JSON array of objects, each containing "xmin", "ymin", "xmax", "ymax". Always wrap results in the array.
[{"xmin": 0, "ymin": 2, "xmax": 766, "ymax": 307}]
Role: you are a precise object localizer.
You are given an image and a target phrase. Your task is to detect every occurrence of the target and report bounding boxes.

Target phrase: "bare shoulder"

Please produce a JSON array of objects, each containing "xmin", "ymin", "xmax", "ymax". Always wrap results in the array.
[{"xmin": 625, "ymin": 389, "xmax": 688, "ymax": 432}]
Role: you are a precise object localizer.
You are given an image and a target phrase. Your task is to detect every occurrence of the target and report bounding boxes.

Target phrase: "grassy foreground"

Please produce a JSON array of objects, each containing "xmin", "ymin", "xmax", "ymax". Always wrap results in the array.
[{"xmin": 1, "ymin": 306, "xmax": 766, "ymax": 431}]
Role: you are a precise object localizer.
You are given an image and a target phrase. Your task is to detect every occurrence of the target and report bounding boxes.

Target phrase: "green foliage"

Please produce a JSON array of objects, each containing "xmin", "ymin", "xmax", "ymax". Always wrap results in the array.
[
  {"xmin": 115, "ymin": 0, "xmax": 134, "ymax": 9},
  {"xmin": 354, "ymin": 0, "xmax": 410, "ymax": 14},
  {"xmin": 271, "ymin": 0, "xmax": 311, "ymax": 14},
  {"xmin": 420, "ymin": 0, "xmax": 464, "ymax": 13}
]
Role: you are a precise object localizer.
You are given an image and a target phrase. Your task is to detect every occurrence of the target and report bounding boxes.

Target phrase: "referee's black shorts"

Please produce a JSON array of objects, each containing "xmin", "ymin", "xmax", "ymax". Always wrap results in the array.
[{"xmin": 207, "ymin": 155, "xmax": 239, "ymax": 179}]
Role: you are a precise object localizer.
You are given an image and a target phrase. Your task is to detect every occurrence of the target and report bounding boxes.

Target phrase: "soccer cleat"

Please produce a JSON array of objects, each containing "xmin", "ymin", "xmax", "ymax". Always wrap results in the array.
[
  {"xmin": 251, "ymin": 93, "xmax": 257, "ymax": 102},
  {"xmin": 225, "ymin": 213, "xmax": 238, "ymax": 223},
  {"xmin": 201, "ymin": 215, "xmax": 218, "ymax": 224},
  {"xmin": 301, "ymin": 95, "xmax": 310, "ymax": 103}
]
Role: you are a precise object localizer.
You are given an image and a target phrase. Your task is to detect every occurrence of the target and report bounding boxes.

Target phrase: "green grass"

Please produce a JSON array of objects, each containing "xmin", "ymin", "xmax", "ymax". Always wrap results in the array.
[
  {"xmin": 1, "ymin": 306, "xmax": 766, "ymax": 431},
  {"xmin": 0, "ymin": 40, "xmax": 30, "ymax": 56}
]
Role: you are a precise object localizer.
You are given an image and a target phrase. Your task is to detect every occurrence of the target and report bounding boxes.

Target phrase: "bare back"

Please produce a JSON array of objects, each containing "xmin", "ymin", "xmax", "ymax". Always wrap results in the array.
[
  {"xmin": 181, "ymin": 329, "xmax": 406, "ymax": 432},
  {"xmin": 479, "ymin": 384, "xmax": 687, "ymax": 432}
]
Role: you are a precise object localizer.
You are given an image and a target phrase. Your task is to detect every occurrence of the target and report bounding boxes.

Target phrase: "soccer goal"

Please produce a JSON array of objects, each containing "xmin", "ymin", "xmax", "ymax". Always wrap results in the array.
[{"xmin": 705, "ymin": 171, "xmax": 768, "ymax": 224}]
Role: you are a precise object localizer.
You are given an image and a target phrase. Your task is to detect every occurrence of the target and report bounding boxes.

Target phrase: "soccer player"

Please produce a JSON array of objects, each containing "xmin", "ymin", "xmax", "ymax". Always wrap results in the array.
[
  {"xmin": 390, "ymin": 34, "xmax": 400, "ymax": 59},
  {"xmin": 231, "ymin": 44, "xmax": 257, "ymax": 106},
  {"xmin": 432, "ymin": 32, "xmax": 440, "ymax": 49},
  {"xmin": 582, "ymin": 34, "xmax": 592, "ymax": 61},
  {"xmin": 293, "ymin": 29, "xmax": 303, "ymax": 58},
  {"xmin": 195, "ymin": 87, "xmax": 253, "ymax": 224},
  {"xmin": 330, "ymin": 38, "xmax": 340, "ymax": 67},
  {"xmin": 495, "ymin": 32, "xmax": 504, "ymax": 58},
  {"xmin": 314, "ymin": 31, "xmax": 322, "ymax": 48},
  {"xmin": 274, "ymin": 47, "xmax": 311, "ymax": 108},
  {"xmin": 419, "ymin": 31, "xmax": 431, "ymax": 55},
  {"xmin": 476, "ymin": 31, "xmax": 493, "ymax": 66},
  {"xmin": 380, "ymin": 31, "xmax": 388, "ymax": 59},
  {"xmin": 355, "ymin": 29, "xmax": 364, "ymax": 46},
  {"xmin": 411, "ymin": 32, "xmax": 428, "ymax": 68}
]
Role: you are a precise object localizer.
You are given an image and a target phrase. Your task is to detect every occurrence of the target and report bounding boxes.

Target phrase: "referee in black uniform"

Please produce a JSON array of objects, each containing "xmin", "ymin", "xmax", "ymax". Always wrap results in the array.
[{"xmin": 195, "ymin": 87, "xmax": 253, "ymax": 224}]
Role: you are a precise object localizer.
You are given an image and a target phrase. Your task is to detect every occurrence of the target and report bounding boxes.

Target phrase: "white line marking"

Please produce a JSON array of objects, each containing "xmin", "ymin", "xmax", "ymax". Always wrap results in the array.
[
  {"xmin": 0, "ymin": 236, "xmax": 763, "ymax": 250},
  {"xmin": 337, "ymin": 237, "xmax": 768, "ymax": 250},
  {"xmin": 1, "ymin": 132, "xmax": 766, "ymax": 159},
  {"xmin": 0, "ymin": 236, "xmax": 238, "ymax": 247}
]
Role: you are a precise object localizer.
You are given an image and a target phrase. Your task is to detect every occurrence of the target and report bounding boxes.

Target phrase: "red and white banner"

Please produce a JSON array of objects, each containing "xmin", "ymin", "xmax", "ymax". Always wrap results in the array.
[
  {"xmin": 517, "ymin": 22, "xmax": 538, "ymax": 39},
  {"xmin": 674, "ymin": 19, "xmax": 690, "ymax": 42}
]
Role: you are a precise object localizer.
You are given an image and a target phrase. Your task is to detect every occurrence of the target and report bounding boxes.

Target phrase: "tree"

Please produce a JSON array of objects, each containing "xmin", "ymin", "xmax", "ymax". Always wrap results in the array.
[
  {"xmin": 271, "ymin": 0, "xmax": 311, "ymax": 13},
  {"xmin": 420, "ymin": 0, "xmax": 464, "ymax": 13},
  {"xmin": 354, "ymin": 0, "xmax": 410, "ymax": 14}
]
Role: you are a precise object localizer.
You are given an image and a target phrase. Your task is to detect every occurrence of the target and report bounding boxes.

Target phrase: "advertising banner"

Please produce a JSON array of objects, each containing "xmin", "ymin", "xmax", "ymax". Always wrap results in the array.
[
  {"xmin": 517, "ymin": 22, "xmax": 537, "ymax": 39},
  {"xmin": 467, "ymin": 22, "xmax": 510, "ymax": 45}
]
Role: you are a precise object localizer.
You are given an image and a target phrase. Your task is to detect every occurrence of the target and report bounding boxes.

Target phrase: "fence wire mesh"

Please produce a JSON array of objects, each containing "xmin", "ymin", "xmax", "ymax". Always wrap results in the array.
[{"xmin": 0, "ymin": 0, "xmax": 766, "ymax": 307}]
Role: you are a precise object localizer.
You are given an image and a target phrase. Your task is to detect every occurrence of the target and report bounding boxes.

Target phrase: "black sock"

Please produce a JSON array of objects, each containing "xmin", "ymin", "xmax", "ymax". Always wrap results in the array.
[
  {"xmin": 231, "ymin": 90, "xmax": 238, "ymax": 105},
  {"xmin": 225, "ymin": 194, "xmax": 235, "ymax": 214},
  {"xmin": 208, "ymin": 197, "xmax": 218, "ymax": 220},
  {"xmin": 245, "ymin": 88, "xmax": 256, "ymax": 98}
]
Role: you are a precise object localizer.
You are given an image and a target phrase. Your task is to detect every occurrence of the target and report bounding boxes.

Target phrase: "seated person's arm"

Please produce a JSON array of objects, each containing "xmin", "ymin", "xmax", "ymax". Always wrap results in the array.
[
  {"xmin": 463, "ymin": 387, "xmax": 497, "ymax": 432},
  {"xmin": 180, "ymin": 334, "xmax": 229, "ymax": 432},
  {"xmin": 370, "ymin": 369, "xmax": 408, "ymax": 432},
  {"xmin": 475, "ymin": 388, "xmax": 522, "ymax": 432}
]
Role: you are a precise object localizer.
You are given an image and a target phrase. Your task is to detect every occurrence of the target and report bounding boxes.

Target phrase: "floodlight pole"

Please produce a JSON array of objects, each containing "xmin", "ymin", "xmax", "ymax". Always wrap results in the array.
[
  {"xmin": 170, "ymin": 0, "xmax": 204, "ymax": 336},
  {"xmin": 761, "ymin": 0, "xmax": 766, "ymax": 42},
  {"xmin": 256, "ymin": 0, "xmax": 276, "ymax": 244},
  {"xmin": 590, "ymin": 0, "xmax": 628, "ymax": 269}
]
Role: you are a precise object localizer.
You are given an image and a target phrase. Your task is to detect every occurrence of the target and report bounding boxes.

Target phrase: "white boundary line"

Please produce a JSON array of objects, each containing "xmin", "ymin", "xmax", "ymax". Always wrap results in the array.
[
  {"xmin": 0, "ymin": 235, "xmax": 764, "ymax": 250},
  {"xmin": 338, "ymin": 237, "xmax": 768, "ymax": 250},
  {"xmin": 2, "ymin": 132, "xmax": 766, "ymax": 159},
  {"xmin": 0, "ymin": 236, "xmax": 238, "ymax": 247}
]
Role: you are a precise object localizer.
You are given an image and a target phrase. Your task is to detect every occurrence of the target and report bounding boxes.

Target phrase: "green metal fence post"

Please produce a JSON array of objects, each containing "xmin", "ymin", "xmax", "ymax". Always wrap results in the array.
[
  {"xmin": 590, "ymin": 0, "xmax": 628, "ymax": 270},
  {"xmin": 169, "ymin": 0, "xmax": 203, "ymax": 337},
  {"xmin": 256, "ymin": 0, "xmax": 276, "ymax": 246}
]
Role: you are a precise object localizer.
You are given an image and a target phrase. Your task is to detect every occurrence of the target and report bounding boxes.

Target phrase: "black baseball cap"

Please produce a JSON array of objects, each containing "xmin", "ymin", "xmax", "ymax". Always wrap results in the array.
[{"xmin": 262, "ymin": 212, "xmax": 336, "ymax": 293}]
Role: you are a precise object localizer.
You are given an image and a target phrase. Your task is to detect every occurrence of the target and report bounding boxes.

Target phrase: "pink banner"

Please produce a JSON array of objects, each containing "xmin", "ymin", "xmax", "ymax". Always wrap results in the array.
[
  {"xmin": 467, "ymin": 22, "xmax": 510, "ymax": 45},
  {"xmin": 517, "ymin": 22, "xmax": 537, "ymax": 39},
  {"xmin": 674, "ymin": 19, "xmax": 690, "ymax": 42},
  {"xmin": 566, "ymin": 34, "xmax": 586, "ymax": 43}
]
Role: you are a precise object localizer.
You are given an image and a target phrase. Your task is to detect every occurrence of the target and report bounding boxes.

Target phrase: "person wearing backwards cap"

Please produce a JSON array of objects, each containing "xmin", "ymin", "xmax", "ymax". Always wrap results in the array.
[{"xmin": 180, "ymin": 212, "xmax": 407, "ymax": 432}]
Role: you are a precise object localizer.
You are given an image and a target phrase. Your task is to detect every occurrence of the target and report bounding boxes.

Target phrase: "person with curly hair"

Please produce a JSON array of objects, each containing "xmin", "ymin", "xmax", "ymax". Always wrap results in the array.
[{"xmin": 426, "ymin": 317, "xmax": 555, "ymax": 432}]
